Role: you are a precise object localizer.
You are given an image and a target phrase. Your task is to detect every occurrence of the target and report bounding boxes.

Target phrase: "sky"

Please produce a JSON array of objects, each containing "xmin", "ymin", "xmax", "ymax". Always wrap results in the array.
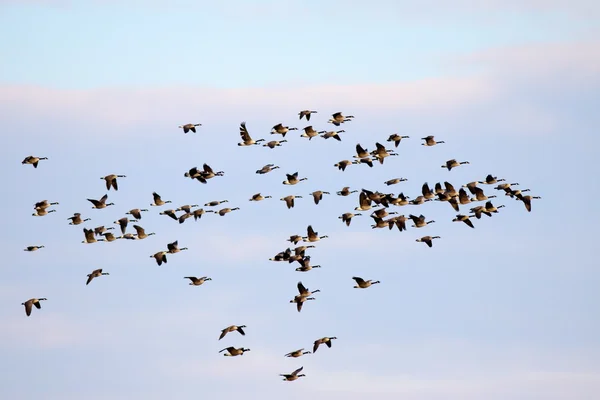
[{"xmin": 1, "ymin": 1, "xmax": 599, "ymax": 399}]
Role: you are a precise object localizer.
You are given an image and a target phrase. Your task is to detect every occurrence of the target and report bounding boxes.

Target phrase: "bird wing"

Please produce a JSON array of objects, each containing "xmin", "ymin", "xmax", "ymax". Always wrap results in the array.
[
  {"xmin": 239, "ymin": 122, "xmax": 251, "ymax": 141},
  {"xmin": 24, "ymin": 301, "xmax": 32, "ymax": 316},
  {"xmin": 297, "ymin": 282, "xmax": 308, "ymax": 294},
  {"xmin": 352, "ymin": 276, "xmax": 365, "ymax": 284}
]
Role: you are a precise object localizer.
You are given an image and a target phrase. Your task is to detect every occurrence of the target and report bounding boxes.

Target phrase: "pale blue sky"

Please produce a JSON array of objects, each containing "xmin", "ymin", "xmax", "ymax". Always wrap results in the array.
[{"xmin": 1, "ymin": 1, "xmax": 599, "ymax": 399}]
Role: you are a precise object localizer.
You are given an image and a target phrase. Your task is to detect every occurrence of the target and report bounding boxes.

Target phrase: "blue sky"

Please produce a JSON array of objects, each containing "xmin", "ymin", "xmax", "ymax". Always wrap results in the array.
[{"xmin": 1, "ymin": 1, "xmax": 599, "ymax": 399}]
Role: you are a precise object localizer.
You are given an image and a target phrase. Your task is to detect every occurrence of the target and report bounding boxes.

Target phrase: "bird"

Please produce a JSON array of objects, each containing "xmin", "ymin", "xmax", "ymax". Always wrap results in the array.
[
  {"xmin": 21, "ymin": 298, "xmax": 47, "ymax": 316},
  {"xmin": 192, "ymin": 208, "xmax": 214, "ymax": 220},
  {"xmin": 281, "ymin": 195, "xmax": 302, "ymax": 209},
  {"xmin": 150, "ymin": 192, "xmax": 172, "ymax": 206},
  {"xmin": 184, "ymin": 276, "xmax": 211, "ymax": 286},
  {"xmin": 300, "ymin": 125, "xmax": 319, "ymax": 140},
  {"xmin": 103, "ymin": 232, "xmax": 118, "ymax": 242},
  {"xmin": 470, "ymin": 186, "xmax": 497, "ymax": 202},
  {"xmin": 385, "ymin": 178, "xmax": 407, "ymax": 186},
  {"xmin": 298, "ymin": 110, "xmax": 317, "ymax": 121},
  {"xmin": 416, "ymin": 236, "xmax": 441, "ymax": 247},
  {"xmin": 205, "ymin": 200, "xmax": 229, "ymax": 207},
  {"xmin": 295, "ymin": 262, "xmax": 321, "ymax": 272},
  {"xmin": 285, "ymin": 349, "xmax": 311, "ymax": 358},
  {"xmin": 87, "ymin": 194, "xmax": 114, "ymax": 209},
  {"xmin": 310, "ymin": 191, "xmax": 330, "ymax": 205},
  {"xmin": 352, "ymin": 276, "xmax": 380, "ymax": 288},
  {"xmin": 93, "ymin": 226, "xmax": 114, "ymax": 236},
  {"xmin": 219, "ymin": 325, "xmax": 246, "ymax": 340},
  {"xmin": 126, "ymin": 208, "xmax": 148, "ymax": 220},
  {"xmin": 337, "ymin": 187, "xmax": 357, "ymax": 196},
  {"xmin": 371, "ymin": 142, "xmax": 398, "ymax": 164},
  {"xmin": 328, "ymin": 112, "xmax": 354, "ymax": 126},
  {"xmin": 387, "ymin": 134, "xmax": 410, "ymax": 147},
  {"xmin": 283, "ymin": 172, "xmax": 307, "ymax": 185},
  {"xmin": 408, "ymin": 214, "xmax": 435, "ymax": 228},
  {"xmin": 334, "ymin": 160, "xmax": 353, "ymax": 171},
  {"xmin": 250, "ymin": 193, "xmax": 272, "ymax": 201},
  {"xmin": 518, "ymin": 195, "xmax": 542, "ymax": 212},
  {"xmin": 469, "ymin": 205, "xmax": 492, "ymax": 219},
  {"xmin": 68, "ymin": 213, "xmax": 89, "ymax": 225},
  {"xmin": 159, "ymin": 209, "xmax": 178, "ymax": 221},
  {"xmin": 24, "ymin": 245, "xmax": 44, "ymax": 251},
  {"xmin": 22, "ymin": 156, "xmax": 48, "ymax": 168},
  {"xmin": 313, "ymin": 337, "xmax": 337, "ymax": 353},
  {"xmin": 132, "ymin": 225, "xmax": 155, "ymax": 239},
  {"xmin": 421, "ymin": 135, "xmax": 445, "ymax": 146},
  {"xmin": 150, "ymin": 251, "xmax": 168, "ymax": 266},
  {"xmin": 238, "ymin": 121, "xmax": 264, "ymax": 146},
  {"xmin": 101, "ymin": 174, "xmax": 126, "ymax": 191},
  {"xmin": 287, "ymin": 235, "xmax": 303, "ymax": 245},
  {"xmin": 495, "ymin": 182, "xmax": 520, "ymax": 191},
  {"xmin": 271, "ymin": 123, "xmax": 297, "ymax": 137},
  {"xmin": 354, "ymin": 143, "xmax": 371, "ymax": 159},
  {"xmin": 297, "ymin": 281, "xmax": 320, "ymax": 298},
  {"xmin": 281, "ymin": 366, "xmax": 306, "ymax": 381},
  {"xmin": 303, "ymin": 225, "xmax": 328, "ymax": 242},
  {"xmin": 270, "ymin": 248, "xmax": 292, "ymax": 262},
  {"xmin": 256, "ymin": 164, "xmax": 279, "ymax": 174},
  {"xmin": 167, "ymin": 240, "xmax": 188, "ymax": 254},
  {"xmin": 82, "ymin": 228, "xmax": 104, "ymax": 244},
  {"xmin": 34, "ymin": 200, "xmax": 59, "ymax": 210},
  {"xmin": 86, "ymin": 269, "xmax": 109, "ymax": 285},
  {"xmin": 479, "ymin": 174, "xmax": 504, "ymax": 185},
  {"xmin": 179, "ymin": 123, "xmax": 201, "ymax": 133},
  {"xmin": 32, "ymin": 207, "xmax": 56, "ymax": 217},
  {"xmin": 441, "ymin": 159, "xmax": 470, "ymax": 171},
  {"xmin": 290, "ymin": 295, "xmax": 316, "ymax": 312},
  {"xmin": 175, "ymin": 204, "xmax": 199, "ymax": 214},
  {"xmin": 114, "ymin": 217, "xmax": 137, "ymax": 234},
  {"xmin": 218, "ymin": 207, "xmax": 240, "ymax": 216},
  {"xmin": 339, "ymin": 212, "xmax": 361, "ymax": 226},
  {"xmin": 484, "ymin": 201, "xmax": 505, "ymax": 213},
  {"xmin": 263, "ymin": 140, "xmax": 287, "ymax": 149},
  {"xmin": 452, "ymin": 214, "xmax": 475, "ymax": 228},
  {"xmin": 319, "ymin": 130, "xmax": 344, "ymax": 141},
  {"xmin": 219, "ymin": 347, "xmax": 250, "ymax": 357}
]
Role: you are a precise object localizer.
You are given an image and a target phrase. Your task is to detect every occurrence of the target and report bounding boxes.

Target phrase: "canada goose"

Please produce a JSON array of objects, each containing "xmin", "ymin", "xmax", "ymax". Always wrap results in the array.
[
  {"xmin": 469, "ymin": 205, "xmax": 492, "ymax": 219},
  {"xmin": 159, "ymin": 209, "xmax": 178, "ymax": 221},
  {"xmin": 126, "ymin": 208, "xmax": 148, "ymax": 220},
  {"xmin": 371, "ymin": 142, "xmax": 398, "ymax": 164},
  {"xmin": 114, "ymin": 217, "xmax": 137, "ymax": 234},
  {"xmin": 518, "ymin": 195, "xmax": 541, "ymax": 212},
  {"xmin": 86, "ymin": 268, "xmax": 109, "ymax": 285},
  {"xmin": 218, "ymin": 207, "xmax": 239, "ymax": 216},
  {"xmin": 352, "ymin": 157, "xmax": 374, "ymax": 168},
  {"xmin": 462, "ymin": 181, "xmax": 480, "ymax": 195},
  {"xmin": 94, "ymin": 226, "xmax": 114, "ymax": 236},
  {"xmin": 495, "ymin": 182, "xmax": 519, "ymax": 191},
  {"xmin": 198, "ymin": 163, "xmax": 225, "ymax": 180},
  {"xmin": 22, "ymin": 298, "xmax": 47, "ymax": 316},
  {"xmin": 167, "ymin": 240, "xmax": 188, "ymax": 254},
  {"xmin": 285, "ymin": 349, "xmax": 311, "ymax": 358},
  {"xmin": 310, "ymin": 191, "xmax": 330, "ymax": 205},
  {"xmin": 420, "ymin": 183, "xmax": 435, "ymax": 200},
  {"xmin": 176, "ymin": 205, "xmax": 199, "ymax": 214},
  {"xmin": 484, "ymin": 201, "xmax": 505, "ymax": 213},
  {"xmin": 290, "ymin": 295, "xmax": 316, "ymax": 312},
  {"xmin": 22, "ymin": 156, "xmax": 48, "ymax": 168},
  {"xmin": 442, "ymin": 159, "xmax": 470, "ymax": 171},
  {"xmin": 387, "ymin": 134, "xmax": 410, "ymax": 147},
  {"xmin": 270, "ymin": 248, "xmax": 292, "ymax": 262},
  {"xmin": 297, "ymin": 281, "xmax": 320, "ymax": 298},
  {"xmin": 480, "ymin": 174, "xmax": 504, "ymax": 185},
  {"xmin": 293, "ymin": 245, "xmax": 314, "ymax": 256},
  {"xmin": 313, "ymin": 337, "xmax": 337, "ymax": 353},
  {"xmin": 103, "ymin": 232, "xmax": 117, "ymax": 242},
  {"xmin": 370, "ymin": 216, "xmax": 389, "ymax": 229},
  {"xmin": 385, "ymin": 178, "xmax": 407, "ymax": 186},
  {"xmin": 184, "ymin": 166, "xmax": 203, "ymax": 180},
  {"xmin": 452, "ymin": 214, "xmax": 475, "ymax": 228},
  {"xmin": 334, "ymin": 160, "xmax": 353, "ymax": 171},
  {"xmin": 337, "ymin": 187, "xmax": 357, "ymax": 196},
  {"xmin": 408, "ymin": 214, "xmax": 435, "ymax": 228},
  {"xmin": 300, "ymin": 125, "xmax": 319, "ymax": 140},
  {"xmin": 352, "ymin": 276, "xmax": 380, "ymax": 288},
  {"xmin": 185, "ymin": 276, "xmax": 211, "ymax": 286},
  {"xmin": 179, "ymin": 123, "xmax": 201, "ymax": 133},
  {"xmin": 33, "ymin": 207, "xmax": 56, "ymax": 216},
  {"xmin": 283, "ymin": 172, "xmax": 307, "ymax": 185},
  {"xmin": 281, "ymin": 366, "xmax": 306, "ymax": 381},
  {"xmin": 299, "ymin": 110, "xmax": 317, "ymax": 121},
  {"xmin": 250, "ymin": 193, "xmax": 272, "ymax": 201},
  {"xmin": 34, "ymin": 200, "xmax": 59, "ymax": 210},
  {"xmin": 421, "ymin": 135, "xmax": 445, "ymax": 146},
  {"xmin": 24, "ymin": 245, "xmax": 44, "ymax": 252},
  {"xmin": 133, "ymin": 225, "xmax": 155, "ymax": 239},
  {"xmin": 471, "ymin": 186, "xmax": 497, "ymax": 202},
  {"xmin": 303, "ymin": 225, "xmax": 328, "ymax": 242},
  {"xmin": 117, "ymin": 233, "xmax": 136, "ymax": 240},
  {"xmin": 444, "ymin": 182, "xmax": 458, "ymax": 197},
  {"xmin": 68, "ymin": 213, "xmax": 89, "ymax": 225},
  {"xmin": 83, "ymin": 228, "xmax": 104, "ymax": 244},
  {"xmin": 355, "ymin": 191, "xmax": 373, "ymax": 211},
  {"xmin": 192, "ymin": 208, "xmax": 214, "ymax": 220},
  {"xmin": 447, "ymin": 197, "xmax": 460, "ymax": 212},
  {"xmin": 150, "ymin": 251, "xmax": 168, "ymax": 265},
  {"xmin": 319, "ymin": 130, "xmax": 343, "ymax": 141},
  {"xmin": 177, "ymin": 213, "xmax": 189, "ymax": 225},
  {"xmin": 287, "ymin": 235, "xmax": 303, "ymax": 245},
  {"xmin": 256, "ymin": 164, "xmax": 279, "ymax": 174},
  {"xmin": 219, "ymin": 347, "xmax": 250, "ymax": 357},
  {"xmin": 296, "ymin": 263, "xmax": 321, "ymax": 272},
  {"xmin": 281, "ymin": 195, "xmax": 302, "ymax": 209},
  {"xmin": 205, "ymin": 200, "xmax": 229, "ymax": 207},
  {"xmin": 458, "ymin": 188, "xmax": 472, "ymax": 205},
  {"xmin": 150, "ymin": 192, "xmax": 172, "ymax": 207},
  {"xmin": 263, "ymin": 139, "xmax": 287, "ymax": 149},
  {"xmin": 101, "ymin": 174, "xmax": 126, "ymax": 191},
  {"xmin": 388, "ymin": 215, "xmax": 408, "ymax": 231},
  {"xmin": 339, "ymin": 212, "xmax": 361, "ymax": 226},
  {"xmin": 238, "ymin": 121, "xmax": 265, "ymax": 146},
  {"xmin": 354, "ymin": 143, "xmax": 370, "ymax": 159},
  {"xmin": 416, "ymin": 235, "xmax": 441, "ymax": 247},
  {"xmin": 271, "ymin": 124, "xmax": 297, "ymax": 137},
  {"xmin": 506, "ymin": 188, "xmax": 531, "ymax": 199},
  {"xmin": 219, "ymin": 325, "xmax": 246, "ymax": 340},
  {"xmin": 370, "ymin": 208, "xmax": 397, "ymax": 219},
  {"xmin": 88, "ymin": 194, "xmax": 114, "ymax": 209},
  {"xmin": 387, "ymin": 192, "xmax": 410, "ymax": 206},
  {"xmin": 409, "ymin": 196, "xmax": 431, "ymax": 205},
  {"xmin": 328, "ymin": 112, "xmax": 354, "ymax": 126}
]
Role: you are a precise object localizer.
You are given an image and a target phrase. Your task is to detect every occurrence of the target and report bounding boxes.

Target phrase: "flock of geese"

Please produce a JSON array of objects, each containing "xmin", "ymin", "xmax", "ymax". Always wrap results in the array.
[{"xmin": 20, "ymin": 110, "xmax": 542, "ymax": 382}]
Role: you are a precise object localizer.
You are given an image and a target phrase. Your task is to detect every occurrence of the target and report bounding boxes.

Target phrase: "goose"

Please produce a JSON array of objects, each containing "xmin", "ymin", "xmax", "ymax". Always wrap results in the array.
[
  {"xmin": 334, "ymin": 160, "xmax": 353, "ymax": 171},
  {"xmin": 281, "ymin": 366, "xmax": 306, "ymax": 381},
  {"xmin": 133, "ymin": 225, "xmax": 155, "ymax": 239},
  {"xmin": 495, "ymin": 182, "xmax": 519, "ymax": 191},
  {"xmin": 518, "ymin": 195, "xmax": 542, "ymax": 212},
  {"xmin": 256, "ymin": 164, "xmax": 279, "ymax": 174},
  {"xmin": 293, "ymin": 245, "xmax": 315, "ymax": 256},
  {"xmin": 385, "ymin": 178, "xmax": 407, "ymax": 186},
  {"xmin": 150, "ymin": 192, "xmax": 172, "ymax": 207},
  {"xmin": 94, "ymin": 226, "xmax": 114, "ymax": 236},
  {"xmin": 177, "ymin": 214, "xmax": 190, "ymax": 225},
  {"xmin": 388, "ymin": 215, "xmax": 408, "ymax": 231},
  {"xmin": 150, "ymin": 251, "xmax": 168, "ymax": 266},
  {"xmin": 303, "ymin": 225, "xmax": 328, "ymax": 242},
  {"xmin": 310, "ymin": 191, "xmax": 330, "ymax": 205},
  {"xmin": 290, "ymin": 295, "xmax": 316, "ymax": 312},
  {"xmin": 192, "ymin": 208, "xmax": 214, "ymax": 220},
  {"xmin": 354, "ymin": 143, "xmax": 370, "ymax": 159},
  {"xmin": 24, "ymin": 245, "xmax": 44, "ymax": 251},
  {"xmin": 219, "ymin": 347, "xmax": 250, "ymax": 357},
  {"xmin": 471, "ymin": 186, "xmax": 497, "ymax": 202},
  {"xmin": 126, "ymin": 208, "xmax": 148, "ymax": 220},
  {"xmin": 328, "ymin": 112, "xmax": 354, "ymax": 126},
  {"xmin": 371, "ymin": 208, "xmax": 397, "ymax": 219},
  {"xmin": 22, "ymin": 298, "xmax": 47, "ymax": 316},
  {"xmin": 444, "ymin": 182, "xmax": 458, "ymax": 197},
  {"xmin": 159, "ymin": 209, "xmax": 178, "ymax": 221},
  {"xmin": 469, "ymin": 205, "xmax": 492, "ymax": 219},
  {"xmin": 114, "ymin": 217, "xmax": 137, "ymax": 234},
  {"xmin": 354, "ymin": 192, "xmax": 373, "ymax": 211},
  {"xmin": 198, "ymin": 163, "xmax": 225, "ymax": 180},
  {"xmin": 371, "ymin": 142, "xmax": 398, "ymax": 164},
  {"xmin": 506, "ymin": 188, "xmax": 531, "ymax": 199},
  {"xmin": 339, "ymin": 212, "xmax": 361, "ymax": 226},
  {"xmin": 352, "ymin": 276, "xmax": 380, "ymax": 288},
  {"xmin": 299, "ymin": 110, "xmax": 318, "ymax": 121},
  {"xmin": 421, "ymin": 135, "xmax": 445, "ymax": 146},
  {"xmin": 409, "ymin": 196, "xmax": 431, "ymax": 205},
  {"xmin": 101, "ymin": 174, "xmax": 126, "ymax": 191},
  {"xmin": 300, "ymin": 125, "xmax": 319, "ymax": 140},
  {"xmin": 179, "ymin": 123, "xmax": 201, "ymax": 133},
  {"xmin": 288, "ymin": 253, "xmax": 306, "ymax": 264},
  {"xmin": 370, "ymin": 216, "xmax": 389, "ymax": 229},
  {"xmin": 184, "ymin": 166, "xmax": 203, "ymax": 180},
  {"xmin": 387, "ymin": 134, "xmax": 410, "ymax": 147},
  {"xmin": 337, "ymin": 187, "xmax": 357, "ymax": 196},
  {"xmin": 452, "ymin": 214, "xmax": 475, "ymax": 228},
  {"xmin": 287, "ymin": 235, "xmax": 303, "ymax": 245},
  {"xmin": 408, "ymin": 214, "xmax": 435, "ymax": 228},
  {"xmin": 117, "ymin": 233, "xmax": 136, "ymax": 240},
  {"xmin": 313, "ymin": 337, "xmax": 337, "ymax": 353},
  {"xmin": 238, "ymin": 121, "xmax": 265, "ymax": 146},
  {"xmin": 263, "ymin": 139, "xmax": 287, "ymax": 149},
  {"xmin": 103, "ymin": 232, "xmax": 118, "ymax": 242},
  {"xmin": 83, "ymin": 228, "xmax": 104, "ymax": 244},
  {"xmin": 352, "ymin": 157, "xmax": 374, "ymax": 167},
  {"xmin": 184, "ymin": 276, "xmax": 211, "ymax": 286},
  {"xmin": 285, "ymin": 349, "xmax": 311, "ymax": 358},
  {"xmin": 218, "ymin": 207, "xmax": 240, "ymax": 216},
  {"xmin": 297, "ymin": 281, "xmax": 320, "ymax": 298},
  {"xmin": 271, "ymin": 123, "xmax": 297, "ymax": 137},
  {"xmin": 447, "ymin": 196, "xmax": 460, "ymax": 212},
  {"xmin": 441, "ymin": 159, "xmax": 470, "ymax": 171},
  {"xmin": 416, "ymin": 235, "xmax": 441, "ymax": 248},
  {"xmin": 205, "ymin": 200, "xmax": 229, "ymax": 207},
  {"xmin": 88, "ymin": 194, "xmax": 114, "ymax": 209},
  {"xmin": 219, "ymin": 325, "xmax": 246, "ymax": 340},
  {"xmin": 68, "ymin": 213, "xmax": 89, "ymax": 225},
  {"xmin": 175, "ymin": 204, "xmax": 199, "ymax": 214},
  {"xmin": 319, "ymin": 130, "xmax": 343, "ymax": 141},
  {"xmin": 480, "ymin": 174, "xmax": 504, "ymax": 185},
  {"xmin": 484, "ymin": 201, "xmax": 505, "ymax": 213},
  {"xmin": 167, "ymin": 240, "xmax": 188, "ymax": 254},
  {"xmin": 283, "ymin": 172, "xmax": 307, "ymax": 185},
  {"xmin": 250, "ymin": 193, "xmax": 272, "ymax": 201},
  {"xmin": 281, "ymin": 195, "xmax": 302, "ymax": 209},
  {"xmin": 458, "ymin": 188, "xmax": 472, "ymax": 205},
  {"xmin": 462, "ymin": 181, "xmax": 480, "ymax": 195},
  {"xmin": 86, "ymin": 268, "xmax": 109, "ymax": 285},
  {"xmin": 34, "ymin": 200, "xmax": 59, "ymax": 210},
  {"xmin": 22, "ymin": 156, "xmax": 48, "ymax": 168},
  {"xmin": 269, "ymin": 248, "xmax": 292, "ymax": 262},
  {"xmin": 387, "ymin": 192, "xmax": 410, "ymax": 206},
  {"xmin": 421, "ymin": 183, "xmax": 436, "ymax": 200},
  {"xmin": 33, "ymin": 207, "xmax": 56, "ymax": 216},
  {"xmin": 296, "ymin": 263, "xmax": 321, "ymax": 272}
]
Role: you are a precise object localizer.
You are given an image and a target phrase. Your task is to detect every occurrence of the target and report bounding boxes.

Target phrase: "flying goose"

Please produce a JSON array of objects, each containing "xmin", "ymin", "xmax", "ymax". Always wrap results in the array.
[
  {"xmin": 495, "ymin": 182, "xmax": 519, "ymax": 191},
  {"xmin": 352, "ymin": 276, "xmax": 380, "ymax": 288},
  {"xmin": 295, "ymin": 261, "xmax": 321, "ymax": 272},
  {"xmin": 114, "ymin": 217, "xmax": 137, "ymax": 234},
  {"xmin": 290, "ymin": 295, "xmax": 316, "ymax": 312},
  {"xmin": 283, "ymin": 172, "xmax": 307, "ymax": 185},
  {"xmin": 416, "ymin": 235, "xmax": 441, "ymax": 247},
  {"xmin": 444, "ymin": 182, "xmax": 458, "ymax": 197},
  {"xmin": 238, "ymin": 121, "xmax": 265, "ymax": 146},
  {"xmin": 505, "ymin": 188, "xmax": 531, "ymax": 199},
  {"xmin": 285, "ymin": 349, "xmax": 311, "ymax": 358},
  {"xmin": 421, "ymin": 135, "xmax": 445, "ymax": 146},
  {"xmin": 480, "ymin": 174, "xmax": 504, "ymax": 185},
  {"xmin": 117, "ymin": 233, "xmax": 136, "ymax": 240},
  {"xmin": 83, "ymin": 228, "xmax": 104, "ymax": 244},
  {"xmin": 303, "ymin": 225, "xmax": 328, "ymax": 242},
  {"xmin": 462, "ymin": 182, "xmax": 480, "ymax": 195},
  {"xmin": 33, "ymin": 207, "xmax": 56, "ymax": 216},
  {"xmin": 408, "ymin": 214, "xmax": 435, "ymax": 228},
  {"xmin": 385, "ymin": 178, "xmax": 407, "ymax": 186},
  {"xmin": 371, "ymin": 142, "xmax": 398, "ymax": 164},
  {"xmin": 441, "ymin": 159, "xmax": 470, "ymax": 171},
  {"xmin": 219, "ymin": 347, "xmax": 250, "ymax": 357},
  {"xmin": 310, "ymin": 191, "xmax": 330, "ymax": 205},
  {"xmin": 370, "ymin": 208, "xmax": 397, "ymax": 219},
  {"xmin": 175, "ymin": 204, "xmax": 199, "ymax": 214},
  {"xmin": 297, "ymin": 281, "xmax": 320, "ymax": 298},
  {"xmin": 469, "ymin": 205, "xmax": 492, "ymax": 219},
  {"xmin": 388, "ymin": 215, "xmax": 408, "ymax": 232},
  {"xmin": 337, "ymin": 187, "xmax": 357, "ymax": 196},
  {"xmin": 150, "ymin": 192, "xmax": 172, "ymax": 206},
  {"xmin": 518, "ymin": 195, "xmax": 541, "ymax": 212},
  {"xmin": 471, "ymin": 186, "xmax": 497, "ymax": 202},
  {"xmin": 294, "ymin": 245, "xmax": 314, "ymax": 256},
  {"xmin": 256, "ymin": 164, "xmax": 279, "ymax": 174},
  {"xmin": 87, "ymin": 194, "xmax": 114, "ymax": 209},
  {"xmin": 103, "ymin": 232, "xmax": 118, "ymax": 242},
  {"xmin": 126, "ymin": 208, "xmax": 148, "ymax": 220},
  {"xmin": 281, "ymin": 366, "xmax": 306, "ymax": 381},
  {"xmin": 313, "ymin": 337, "xmax": 337, "ymax": 353},
  {"xmin": 484, "ymin": 201, "xmax": 505, "ymax": 213},
  {"xmin": 101, "ymin": 174, "xmax": 126, "ymax": 191},
  {"xmin": 387, "ymin": 134, "xmax": 410, "ymax": 147},
  {"xmin": 281, "ymin": 195, "xmax": 302, "ymax": 209},
  {"xmin": 21, "ymin": 156, "xmax": 48, "ymax": 168},
  {"xmin": 167, "ymin": 240, "xmax": 188, "ymax": 254},
  {"xmin": 68, "ymin": 213, "xmax": 89, "ymax": 225},
  {"xmin": 354, "ymin": 144, "xmax": 370, "ymax": 159},
  {"xmin": 422, "ymin": 183, "xmax": 436, "ymax": 200},
  {"xmin": 270, "ymin": 248, "xmax": 292, "ymax": 262},
  {"xmin": 184, "ymin": 276, "xmax": 211, "ymax": 286},
  {"xmin": 133, "ymin": 225, "xmax": 155, "ymax": 239},
  {"xmin": 24, "ymin": 245, "xmax": 44, "ymax": 251},
  {"xmin": 387, "ymin": 192, "xmax": 410, "ymax": 206},
  {"xmin": 94, "ymin": 226, "xmax": 114, "ymax": 236},
  {"xmin": 192, "ymin": 208, "xmax": 213, "ymax": 220},
  {"xmin": 299, "ymin": 110, "xmax": 318, "ymax": 121},
  {"xmin": 159, "ymin": 209, "xmax": 178, "ymax": 221},
  {"xmin": 184, "ymin": 166, "xmax": 203, "ymax": 180},
  {"xmin": 319, "ymin": 130, "xmax": 344, "ymax": 141},
  {"xmin": 370, "ymin": 216, "xmax": 389, "ymax": 229},
  {"xmin": 339, "ymin": 212, "xmax": 361, "ymax": 226},
  {"xmin": 300, "ymin": 125, "xmax": 319, "ymax": 140},
  {"xmin": 355, "ymin": 191, "xmax": 373, "ymax": 211},
  {"xmin": 179, "ymin": 123, "xmax": 201, "ymax": 133},
  {"xmin": 287, "ymin": 235, "xmax": 303, "ymax": 245},
  {"xmin": 328, "ymin": 112, "xmax": 354, "ymax": 126},
  {"xmin": 334, "ymin": 160, "xmax": 353, "ymax": 171},
  {"xmin": 205, "ymin": 200, "xmax": 229, "ymax": 207},
  {"xmin": 177, "ymin": 213, "xmax": 190, "ymax": 225},
  {"xmin": 263, "ymin": 139, "xmax": 287, "ymax": 149},
  {"xmin": 458, "ymin": 188, "xmax": 472, "ymax": 205},
  {"xmin": 34, "ymin": 200, "xmax": 59, "ymax": 210},
  {"xmin": 271, "ymin": 123, "xmax": 297, "ymax": 137},
  {"xmin": 409, "ymin": 196, "xmax": 431, "ymax": 205},
  {"xmin": 219, "ymin": 325, "xmax": 246, "ymax": 340},
  {"xmin": 250, "ymin": 193, "xmax": 272, "ymax": 201},
  {"xmin": 452, "ymin": 214, "xmax": 475, "ymax": 228},
  {"xmin": 22, "ymin": 298, "xmax": 47, "ymax": 316},
  {"xmin": 198, "ymin": 163, "xmax": 224, "ymax": 180},
  {"xmin": 86, "ymin": 268, "xmax": 109, "ymax": 285},
  {"xmin": 218, "ymin": 207, "xmax": 240, "ymax": 216},
  {"xmin": 352, "ymin": 157, "xmax": 374, "ymax": 167},
  {"xmin": 150, "ymin": 251, "xmax": 168, "ymax": 266}
]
